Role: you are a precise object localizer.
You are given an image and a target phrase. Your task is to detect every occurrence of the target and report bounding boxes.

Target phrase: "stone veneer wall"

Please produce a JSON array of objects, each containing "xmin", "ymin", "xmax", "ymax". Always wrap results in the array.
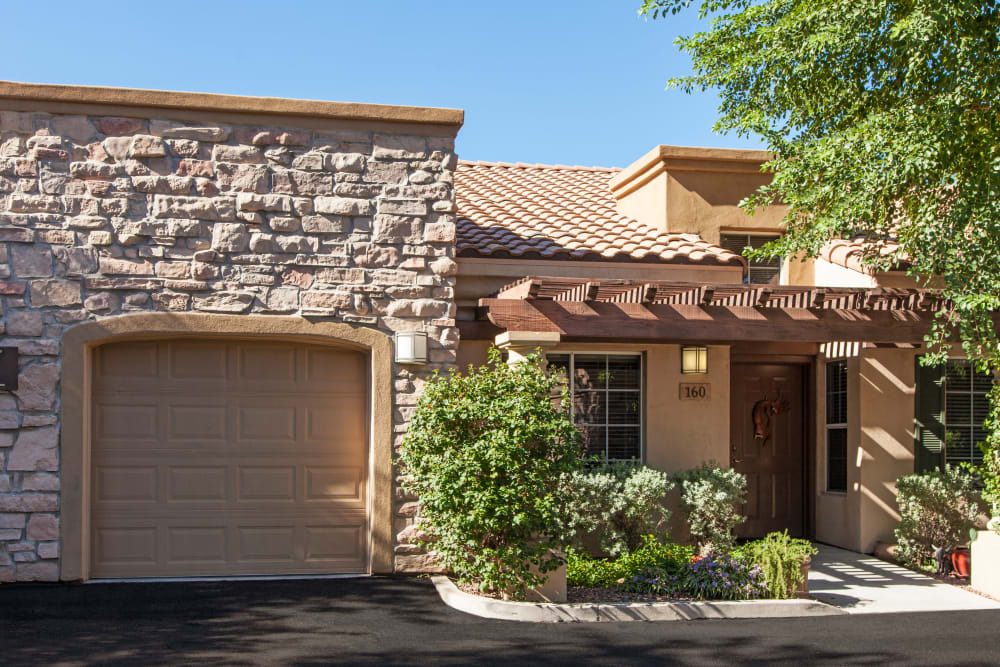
[{"xmin": 0, "ymin": 104, "xmax": 460, "ymax": 582}]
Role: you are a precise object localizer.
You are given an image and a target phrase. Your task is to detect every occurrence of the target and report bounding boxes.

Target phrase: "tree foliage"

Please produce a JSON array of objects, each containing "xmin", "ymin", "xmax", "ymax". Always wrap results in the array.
[
  {"xmin": 398, "ymin": 348, "xmax": 581, "ymax": 599},
  {"xmin": 642, "ymin": 0, "xmax": 1000, "ymax": 512}
]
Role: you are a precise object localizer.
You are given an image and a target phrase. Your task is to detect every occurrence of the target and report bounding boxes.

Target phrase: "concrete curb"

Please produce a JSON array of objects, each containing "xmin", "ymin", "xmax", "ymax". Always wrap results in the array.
[{"xmin": 432, "ymin": 576, "xmax": 847, "ymax": 623}]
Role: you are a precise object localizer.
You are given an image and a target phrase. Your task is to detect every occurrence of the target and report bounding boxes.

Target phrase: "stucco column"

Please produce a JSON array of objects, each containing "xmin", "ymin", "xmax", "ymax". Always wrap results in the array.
[{"xmin": 494, "ymin": 331, "xmax": 561, "ymax": 366}]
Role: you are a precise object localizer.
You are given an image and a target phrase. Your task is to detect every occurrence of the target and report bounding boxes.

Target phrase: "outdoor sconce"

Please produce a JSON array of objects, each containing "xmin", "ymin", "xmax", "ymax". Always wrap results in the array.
[
  {"xmin": 681, "ymin": 346, "xmax": 708, "ymax": 374},
  {"xmin": 395, "ymin": 331, "xmax": 428, "ymax": 365}
]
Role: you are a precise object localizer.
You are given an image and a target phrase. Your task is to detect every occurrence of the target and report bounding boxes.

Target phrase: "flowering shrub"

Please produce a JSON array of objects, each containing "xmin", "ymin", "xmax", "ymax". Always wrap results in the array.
[
  {"xmin": 566, "ymin": 535, "xmax": 692, "ymax": 588},
  {"xmin": 565, "ymin": 462, "xmax": 674, "ymax": 556},
  {"xmin": 894, "ymin": 465, "xmax": 983, "ymax": 567},
  {"xmin": 399, "ymin": 348, "xmax": 581, "ymax": 599},
  {"xmin": 622, "ymin": 553, "xmax": 767, "ymax": 600},
  {"xmin": 622, "ymin": 554, "xmax": 768, "ymax": 600},
  {"xmin": 675, "ymin": 462, "xmax": 747, "ymax": 555}
]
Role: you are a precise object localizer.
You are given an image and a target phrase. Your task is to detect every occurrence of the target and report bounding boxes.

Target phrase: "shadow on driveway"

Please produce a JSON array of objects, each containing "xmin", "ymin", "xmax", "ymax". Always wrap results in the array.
[{"xmin": 0, "ymin": 576, "xmax": 996, "ymax": 665}]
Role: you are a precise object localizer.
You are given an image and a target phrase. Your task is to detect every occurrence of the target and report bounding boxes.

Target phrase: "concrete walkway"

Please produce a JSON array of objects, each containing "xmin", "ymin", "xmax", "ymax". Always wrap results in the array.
[{"xmin": 809, "ymin": 543, "xmax": 1000, "ymax": 614}]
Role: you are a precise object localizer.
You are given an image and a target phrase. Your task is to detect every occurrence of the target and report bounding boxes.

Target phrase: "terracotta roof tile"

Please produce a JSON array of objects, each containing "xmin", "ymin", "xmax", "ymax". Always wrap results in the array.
[
  {"xmin": 820, "ymin": 236, "xmax": 904, "ymax": 274},
  {"xmin": 455, "ymin": 160, "xmax": 745, "ymax": 267}
]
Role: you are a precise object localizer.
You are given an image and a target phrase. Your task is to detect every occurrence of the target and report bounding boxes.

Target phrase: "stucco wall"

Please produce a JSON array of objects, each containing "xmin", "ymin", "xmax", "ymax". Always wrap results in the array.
[
  {"xmin": 814, "ymin": 345, "xmax": 917, "ymax": 552},
  {"xmin": 456, "ymin": 340, "xmax": 732, "ymax": 473},
  {"xmin": 858, "ymin": 347, "xmax": 917, "ymax": 552},
  {"xmin": 0, "ymin": 90, "xmax": 461, "ymax": 581}
]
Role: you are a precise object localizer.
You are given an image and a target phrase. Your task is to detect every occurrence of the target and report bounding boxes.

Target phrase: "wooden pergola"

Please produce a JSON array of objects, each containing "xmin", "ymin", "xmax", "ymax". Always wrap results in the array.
[{"xmin": 469, "ymin": 277, "xmax": 943, "ymax": 344}]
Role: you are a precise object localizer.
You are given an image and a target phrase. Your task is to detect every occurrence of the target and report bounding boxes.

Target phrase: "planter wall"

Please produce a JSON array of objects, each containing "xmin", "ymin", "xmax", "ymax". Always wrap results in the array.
[{"xmin": 971, "ymin": 530, "xmax": 1000, "ymax": 598}]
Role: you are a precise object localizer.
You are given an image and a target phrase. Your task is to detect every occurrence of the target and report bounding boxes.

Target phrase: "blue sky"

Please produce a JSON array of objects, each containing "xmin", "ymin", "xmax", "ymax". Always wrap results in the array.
[{"xmin": 5, "ymin": 1, "xmax": 765, "ymax": 168}]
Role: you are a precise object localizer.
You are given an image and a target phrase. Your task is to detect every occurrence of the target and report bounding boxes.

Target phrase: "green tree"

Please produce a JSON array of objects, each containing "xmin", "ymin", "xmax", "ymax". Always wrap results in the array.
[
  {"xmin": 641, "ymin": 0, "xmax": 1000, "ymax": 514},
  {"xmin": 399, "ymin": 348, "xmax": 581, "ymax": 599}
]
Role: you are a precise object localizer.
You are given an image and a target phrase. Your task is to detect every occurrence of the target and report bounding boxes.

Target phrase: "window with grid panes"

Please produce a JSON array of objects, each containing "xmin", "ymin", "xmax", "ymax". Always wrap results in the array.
[
  {"xmin": 546, "ymin": 353, "xmax": 642, "ymax": 461},
  {"xmin": 944, "ymin": 360, "xmax": 992, "ymax": 465},
  {"xmin": 825, "ymin": 360, "xmax": 848, "ymax": 492},
  {"xmin": 719, "ymin": 233, "xmax": 781, "ymax": 284}
]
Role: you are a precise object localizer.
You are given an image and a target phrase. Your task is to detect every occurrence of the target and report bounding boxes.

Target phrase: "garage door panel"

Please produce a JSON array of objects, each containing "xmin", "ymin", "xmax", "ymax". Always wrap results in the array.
[
  {"xmin": 304, "ymin": 524, "xmax": 366, "ymax": 562},
  {"xmin": 237, "ymin": 466, "xmax": 297, "ymax": 503},
  {"xmin": 168, "ymin": 405, "xmax": 229, "ymax": 442},
  {"xmin": 237, "ymin": 405, "xmax": 298, "ymax": 442},
  {"xmin": 238, "ymin": 344, "xmax": 298, "ymax": 382},
  {"xmin": 306, "ymin": 347, "xmax": 366, "ymax": 387},
  {"xmin": 306, "ymin": 399, "xmax": 367, "ymax": 443},
  {"xmin": 94, "ymin": 465, "xmax": 159, "ymax": 504},
  {"xmin": 93, "ymin": 527, "xmax": 158, "ymax": 567},
  {"xmin": 167, "ymin": 341, "xmax": 228, "ymax": 380},
  {"xmin": 91, "ymin": 339, "xmax": 369, "ymax": 578},
  {"xmin": 97, "ymin": 341, "xmax": 159, "ymax": 379},
  {"xmin": 237, "ymin": 526, "xmax": 298, "ymax": 562},
  {"xmin": 306, "ymin": 466, "xmax": 364, "ymax": 503},
  {"xmin": 167, "ymin": 527, "xmax": 228, "ymax": 564},
  {"xmin": 168, "ymin": 466, "xmax": 229, "ymax": 503},
  {"xmin": 95, "ymin": 403, "xmax": 159, "ymax": 442}
]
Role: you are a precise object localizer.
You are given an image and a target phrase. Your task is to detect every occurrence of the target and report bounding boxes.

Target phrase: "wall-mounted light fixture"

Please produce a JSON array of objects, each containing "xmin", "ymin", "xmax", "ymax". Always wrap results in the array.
[
  {"xmin": 394, "ymin": 331, "xmax": 428, "ymax": 365},
  {"xmin": 681, "ymin": 345, "xmax": 708, "ymax": 374}
]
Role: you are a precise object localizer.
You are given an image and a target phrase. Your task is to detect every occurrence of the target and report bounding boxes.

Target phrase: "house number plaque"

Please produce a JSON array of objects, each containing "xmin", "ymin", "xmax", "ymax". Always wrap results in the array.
[
  {"xmin": 679, "ymin": 383, "xmax": 710, "ymax": 401},
  {"xmin": 0, "ymin": 347, "xmax": 18, "ymax": 391}
]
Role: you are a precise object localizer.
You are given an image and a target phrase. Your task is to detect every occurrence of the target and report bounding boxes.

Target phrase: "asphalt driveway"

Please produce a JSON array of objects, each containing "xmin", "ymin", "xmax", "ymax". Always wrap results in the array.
[{"xmin": 1, "ymin": 576, "xmax": 998, "ymax": 666}]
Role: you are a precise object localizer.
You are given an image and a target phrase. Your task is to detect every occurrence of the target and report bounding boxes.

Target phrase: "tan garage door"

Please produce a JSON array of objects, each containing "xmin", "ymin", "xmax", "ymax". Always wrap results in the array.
[{"xmin": 90, "ymin": 339, "xmax": 369, "ymax": 578}]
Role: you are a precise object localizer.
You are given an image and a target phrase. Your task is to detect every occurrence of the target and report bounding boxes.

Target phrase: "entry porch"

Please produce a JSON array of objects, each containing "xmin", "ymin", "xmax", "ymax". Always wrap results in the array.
[{"xmin": 459, "ymin": 277, "xmax": 940, "ymax": 551}]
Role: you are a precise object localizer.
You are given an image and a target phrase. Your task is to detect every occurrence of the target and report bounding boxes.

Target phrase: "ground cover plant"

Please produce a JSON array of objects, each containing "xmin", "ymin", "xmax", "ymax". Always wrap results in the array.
[
  {"xmin": 566, "ymin": 535, "xmax": 692, "ymax": 589},
  {"xmin": 894, "ymin": 465, "xmax": 983, "ymax": 567},
  {"xmin": 399, "ymin": 348, "xmax": 581, "ymax": 599},
  {"xmin": 564, "ymin": 462, "xmax": 674, "ymax": 556}
]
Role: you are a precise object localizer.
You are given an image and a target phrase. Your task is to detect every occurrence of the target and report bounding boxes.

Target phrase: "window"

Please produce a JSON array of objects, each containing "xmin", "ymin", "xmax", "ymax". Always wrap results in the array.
[
  {"xmin": 825, "ymin": 360, "xmax": 848, "ymax": 492},
  {"xmin": 944, "ymin": 360, "xmax": 992, "ymax": 465},
  {"xmin": 720, "ymin": 233, "xmax": 781, "ymax": 285},
  {"xmin": 547, "ymin": 353, "xmax": 642, "ymax": 461}
]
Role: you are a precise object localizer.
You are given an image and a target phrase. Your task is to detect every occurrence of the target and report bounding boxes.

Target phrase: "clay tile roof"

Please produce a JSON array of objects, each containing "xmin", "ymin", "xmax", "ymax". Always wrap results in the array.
[
  {"xmin": 820, "ymin": 236, "xmax": 905, "ymax": 274},
  {"xmin": 455, "ymin": 160, "xmax": 746, "ymax": 267}
]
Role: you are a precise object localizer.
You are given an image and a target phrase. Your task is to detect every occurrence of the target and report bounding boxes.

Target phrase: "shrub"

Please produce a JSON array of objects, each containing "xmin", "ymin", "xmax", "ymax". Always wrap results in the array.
[
  {"xmin": 565, "ymin": 462, "xmax": 674, "ymax": 556},
  {"xmin": 675, "ymin": 462, "xmax": 747, "ymax": 555},
  {"xmin": 738, "ymin": 531, "xmax": 817, "ymax": 599},
  {"xmin": 399, "ymin": 348, "xmax": 581, "ymax": 599},
  {"xmin": 894, "ymin": 465, "xmax": 984, "ymax": 567},
  {"xmin": 566, "ymin": 536, "xmax": 692, "ymax": 588},
  {"xmin": 622, "ymin": 553, "xmax": 767, "ymax": 600}
]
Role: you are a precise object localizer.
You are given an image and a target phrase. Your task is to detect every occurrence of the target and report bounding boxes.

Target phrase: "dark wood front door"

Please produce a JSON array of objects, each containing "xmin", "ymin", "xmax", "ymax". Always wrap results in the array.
[{"xmin": 731, "ymin": 363, "xmax": 805, "ymax": 538}]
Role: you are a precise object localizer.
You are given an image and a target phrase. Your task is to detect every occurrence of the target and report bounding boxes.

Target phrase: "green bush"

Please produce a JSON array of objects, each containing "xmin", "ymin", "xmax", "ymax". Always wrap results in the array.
[
  {"xmin": 738, "ymin": 531, "xmax": 817, "ymax": 599},
  {"xmin": 564, "ymin": 462, "xmax": 674, "ymax": 556},
  {"xmin": 894, "ymin": 465, "xmax": 984, "ymax": 567},
  {"xmin": 566, "ymin": 536, "xmax": 693, "ymax": 588},
  {"xmin": 399, "ymin": 348, "xmax": 581, "ymax": 599},
  {"xmin": 675, "ymin": 462, "xmax": 747, "ymax": 555},
  {"xmin": 622, "ymin": 553, "xmax": 768, "ymax": 601}
]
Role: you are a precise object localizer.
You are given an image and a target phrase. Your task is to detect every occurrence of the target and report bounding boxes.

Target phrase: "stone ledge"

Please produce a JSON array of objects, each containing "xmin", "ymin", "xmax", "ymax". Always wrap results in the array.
[
  {"xmin": 431, "ymin": 576, "xmax": 846, "ymax": 623},
  {"xmin": 0, "ymin": 80, "xmax": 464, "ymax": 128}
]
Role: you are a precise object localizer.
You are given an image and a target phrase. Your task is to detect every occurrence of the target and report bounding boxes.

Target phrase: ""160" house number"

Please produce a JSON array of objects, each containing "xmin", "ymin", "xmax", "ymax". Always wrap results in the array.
[{"xmin": 679, "ymin": 383, "xmax": 710, "ymax": 401}]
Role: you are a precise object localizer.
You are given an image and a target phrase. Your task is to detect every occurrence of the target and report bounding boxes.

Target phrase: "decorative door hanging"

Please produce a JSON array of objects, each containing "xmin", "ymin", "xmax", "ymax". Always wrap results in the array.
[{"xmin": 752, "ymin": 392, "xmax": 789, "ymax": 444}]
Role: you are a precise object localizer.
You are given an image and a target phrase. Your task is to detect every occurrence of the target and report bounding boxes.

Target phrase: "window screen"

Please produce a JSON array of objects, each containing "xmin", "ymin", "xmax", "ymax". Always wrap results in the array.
[
  {"xmin": 547, "ymin": 353, "xmax": 642, "ymax": 461},
  {"xmin": 944, "ymin": 360, "xmax": 992, "ymax": 465},
  {"xmin": 720, "ymin": 233, "xmax": 781, "ymax": 285},
  {"xmin": 826, "ymin": 360, "xmax": 848, "ymax": 492}
]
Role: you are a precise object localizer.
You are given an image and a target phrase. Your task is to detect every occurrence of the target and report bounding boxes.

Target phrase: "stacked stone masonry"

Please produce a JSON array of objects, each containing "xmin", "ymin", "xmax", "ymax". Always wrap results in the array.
[{"xmin": 0, "ymin": 107, "xmax": 460, "ymax": 581}]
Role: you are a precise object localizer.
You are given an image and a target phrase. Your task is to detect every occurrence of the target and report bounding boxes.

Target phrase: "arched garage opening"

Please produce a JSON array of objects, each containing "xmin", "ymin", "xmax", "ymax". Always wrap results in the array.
[{"xmin": 59, "ymin": 314, "xmax": 393, "ymax": 581}]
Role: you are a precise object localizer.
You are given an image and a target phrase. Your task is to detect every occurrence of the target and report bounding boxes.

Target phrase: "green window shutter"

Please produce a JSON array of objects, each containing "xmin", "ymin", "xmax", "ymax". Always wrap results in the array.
[{"xmin": 914, "ymin": 361, "xmax": 946, "ymax": 473}]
